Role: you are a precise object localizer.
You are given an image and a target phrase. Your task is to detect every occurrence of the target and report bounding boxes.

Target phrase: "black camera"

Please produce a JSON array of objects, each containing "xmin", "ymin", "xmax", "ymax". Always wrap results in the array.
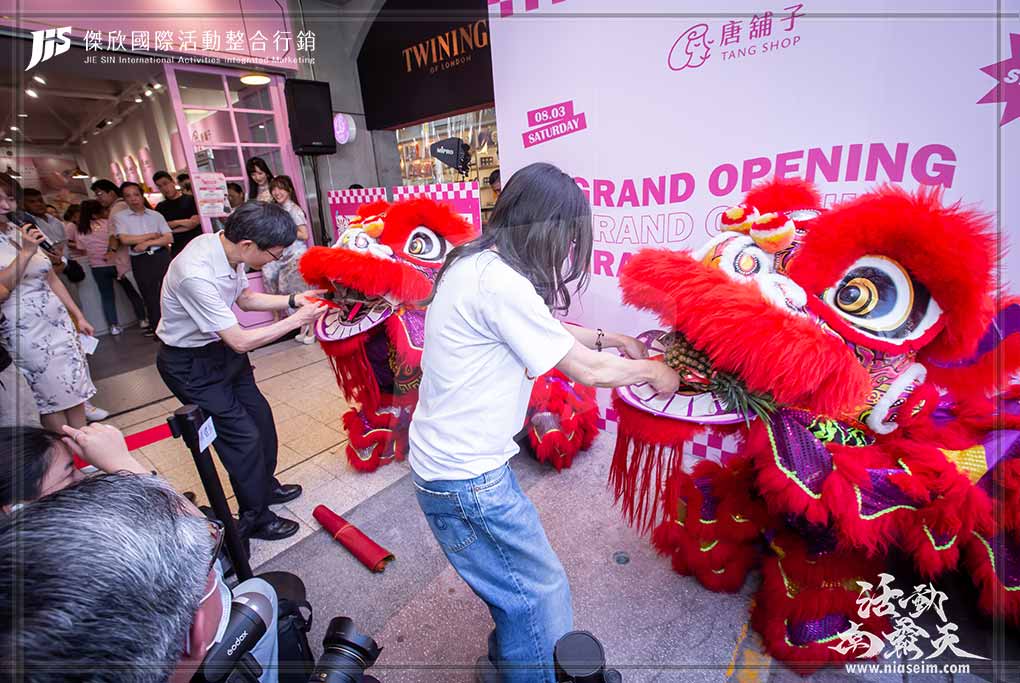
[
  {"xmin": 308, "ymin": 617, "xmax": 383, "ymax": 683},
  {"xmin": 554, "ymin": 631, "xmax": 622, "ymax": 683}
]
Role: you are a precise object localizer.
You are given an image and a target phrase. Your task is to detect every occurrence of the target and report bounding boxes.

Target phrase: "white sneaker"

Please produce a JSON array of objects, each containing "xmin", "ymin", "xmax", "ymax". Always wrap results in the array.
[
  {"xmin": 84, "ymin": 402, "xmax": 110, "ymax": 422},
  {"xmin": 139, "ymin": 319, "xmax": 149, "ymax": 329},
  {"xmin": 301, "ymin": 333, "xmax": 316, "ymax": 345},
  {"xmin": 110, "ymin": 325, "xmax": 123, "ymax": 336}
]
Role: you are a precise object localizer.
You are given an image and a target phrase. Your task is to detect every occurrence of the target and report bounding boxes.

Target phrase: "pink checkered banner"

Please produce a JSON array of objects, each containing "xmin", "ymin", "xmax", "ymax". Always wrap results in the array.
[
  {"xmin": 391, "ymin": 181, "xmax": 483, "ymax": 232},
  {"xmin": 488, "ymin": 0, "xmax": 569, "ymax": 18},
  {"xmin": 326, "ymin": 187, "xmax": 388, "ymax": 240}
]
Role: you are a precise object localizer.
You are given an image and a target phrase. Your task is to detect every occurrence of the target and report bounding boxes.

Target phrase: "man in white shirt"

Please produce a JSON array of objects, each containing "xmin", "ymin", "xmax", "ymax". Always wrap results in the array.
[
  {"xmin": 112, "ymin": 182, "xmax": 173, "ymax": 335},
  {"xmin": 156, "ymin": 201, "xmax": 325, "ymax": 541}
]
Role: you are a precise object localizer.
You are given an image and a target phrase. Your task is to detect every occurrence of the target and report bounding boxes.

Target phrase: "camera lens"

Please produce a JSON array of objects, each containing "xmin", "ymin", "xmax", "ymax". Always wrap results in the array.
[
  {"xmin": 309, "ymin": 617, "xmax": 382, "ymax": 683},
  {"xmin": 554, "ymin": 631, "xmax": 606, "ymax": 683}
]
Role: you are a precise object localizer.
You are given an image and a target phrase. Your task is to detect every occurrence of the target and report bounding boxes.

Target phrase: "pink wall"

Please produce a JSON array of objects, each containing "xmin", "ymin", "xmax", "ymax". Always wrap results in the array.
[{"xmin": 2, "ymin": 0, "xmax": 298, "ymax": 69}]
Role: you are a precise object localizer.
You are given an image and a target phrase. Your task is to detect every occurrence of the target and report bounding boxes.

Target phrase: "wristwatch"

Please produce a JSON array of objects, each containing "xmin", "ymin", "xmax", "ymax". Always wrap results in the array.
[{"xmin": 288, "ymin": 293, "xmax": 297, "ymax": 309}]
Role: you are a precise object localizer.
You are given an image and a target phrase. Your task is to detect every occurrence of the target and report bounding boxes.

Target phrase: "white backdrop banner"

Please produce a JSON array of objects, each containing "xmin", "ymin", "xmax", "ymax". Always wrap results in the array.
[{"xmin": 488, "ymin": 0, "xmax": 1019, "ymax": 425}]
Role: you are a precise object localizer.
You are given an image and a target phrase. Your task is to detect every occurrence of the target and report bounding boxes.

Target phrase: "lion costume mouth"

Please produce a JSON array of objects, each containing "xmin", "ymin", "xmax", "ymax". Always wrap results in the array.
[{"xmin": 314, "ymin": 285, "xmax": 395, "ymax": 341}]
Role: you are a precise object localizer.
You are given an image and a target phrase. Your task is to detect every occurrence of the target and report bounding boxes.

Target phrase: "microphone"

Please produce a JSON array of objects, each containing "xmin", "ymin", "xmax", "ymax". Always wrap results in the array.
[
  {"xmin": 5, "ymin": 211, "xmax": 54, "ymax": 253},
  {"xmin": 197, "ymin": 591, "xmax": 274, "ymax": 683}
]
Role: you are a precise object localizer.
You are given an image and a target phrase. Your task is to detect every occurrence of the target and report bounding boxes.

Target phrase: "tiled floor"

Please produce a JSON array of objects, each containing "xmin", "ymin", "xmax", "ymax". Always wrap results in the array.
[{"xmin": 108, "ymin": 338, "xmax": 393, "ymax": 568}]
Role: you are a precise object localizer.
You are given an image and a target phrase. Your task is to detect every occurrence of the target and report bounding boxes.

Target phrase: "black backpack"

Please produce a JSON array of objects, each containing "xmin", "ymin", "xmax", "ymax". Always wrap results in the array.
[{"xmin": 259, "ymin": 571, "xmax": 316, "ymax": 683}]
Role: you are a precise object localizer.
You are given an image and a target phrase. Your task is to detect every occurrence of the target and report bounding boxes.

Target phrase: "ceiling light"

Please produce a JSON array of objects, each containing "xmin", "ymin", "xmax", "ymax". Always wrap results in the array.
[
  {"xmin": 258, "ymin": 124, "xmax": 265, "ymax": 129},
  {"xmin": 153, "ymin": 83, "xmax": 162, "ymax": 90},
  {"xmin": 33, "ymin": 75, "xmax": 46, "ymax": 85},
  {"xmin": 17, "ymin": 113, "xmax": 27, "ymax": 118},
  {"xmin": 71, "ymin": 166, "xmax": 90, "ymax": 179},
  {"xmin": 25, "ymin": 89, "xmax": 38, "ymax": 98},
  {"xmin": 92, "ymin": 130, "xmax": 99, "ymax": 136},
  {"xmin": 81, "ymin": 139, "xmax": 88, "ymax": 144},
  {"xmin": 144, "ymin": 89, "xmax": 153, "ymax": 97},
  {"xmin": 134, "ymin": 97, "xmax": 143, "ymax": 103},
  {"xmin": 240, "ymin": 72, "xmax": 271, "ymax": 86},
  {"xmin": 106, "ymin": 120, "xmax": 113, "ymax": 125},
  {"xmin": 3, "ymin": 138, "xmax": 12, "ymax": 143},
  {"xmin": 9, "ymin": 126, "xmax": 18, "ymax": 132}
]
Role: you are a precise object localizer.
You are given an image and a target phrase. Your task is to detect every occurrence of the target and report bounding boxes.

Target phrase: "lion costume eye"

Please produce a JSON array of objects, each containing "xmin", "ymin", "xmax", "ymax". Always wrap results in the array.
[
  {"xmin": 824, "ymin": 256, "xmax": 942, "ymax": 342},
  {"xmin": 405, "ymin": 226, "xmax": 448, "ymax": 262}
]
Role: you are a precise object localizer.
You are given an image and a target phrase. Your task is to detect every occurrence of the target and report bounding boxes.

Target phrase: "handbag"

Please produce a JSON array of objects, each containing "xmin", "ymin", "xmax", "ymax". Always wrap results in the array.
[
  {"xmin": 63, "ymin": 258, "xmax": 86, "ymax": 283},
  {"xmin": 259, "ymin": 571, "xmax": 316, "ymax": 683}
]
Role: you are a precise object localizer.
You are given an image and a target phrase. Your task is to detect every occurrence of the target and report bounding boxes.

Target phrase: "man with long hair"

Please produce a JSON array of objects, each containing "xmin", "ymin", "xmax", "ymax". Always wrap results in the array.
[{"xmin": 409, "ymin": 162, "xmax": 679, "ymax": 682}]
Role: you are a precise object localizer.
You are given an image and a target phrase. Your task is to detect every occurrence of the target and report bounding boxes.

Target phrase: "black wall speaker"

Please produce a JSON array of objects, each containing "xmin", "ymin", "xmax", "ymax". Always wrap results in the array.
[{"xmin": 283, "ymin": 79, "xmax": 337, "ymax": 156}]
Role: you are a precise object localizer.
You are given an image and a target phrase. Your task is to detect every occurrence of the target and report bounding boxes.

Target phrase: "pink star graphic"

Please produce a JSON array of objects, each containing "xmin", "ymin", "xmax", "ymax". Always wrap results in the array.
[{"xmin": 977, "ymin": 33, "xmax": 1020, "ymax": 127}]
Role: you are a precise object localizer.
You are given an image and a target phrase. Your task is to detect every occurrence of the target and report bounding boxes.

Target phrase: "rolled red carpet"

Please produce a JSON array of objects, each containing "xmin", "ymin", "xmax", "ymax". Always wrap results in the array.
[{"xmin": 313, "ymin": 505, "xmax": 394, "ymax": 572}]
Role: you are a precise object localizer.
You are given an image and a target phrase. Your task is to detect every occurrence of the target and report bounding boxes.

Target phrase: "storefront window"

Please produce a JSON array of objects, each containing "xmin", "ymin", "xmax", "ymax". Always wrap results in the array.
[
  {"xmin": 177, "ymin": 71, "xmax": 229, "ymax": 109},
  {"xmin": 186, "ymin": 109, "xmax": 236, "ymax": 147},
  {"xmin": 227, "ymin": 77, "xmax": 274, "ymax": 111},
  {"xmin": 193, "ymin": 146, "xmax": 244, "ymax": 178},
  {"xmin": 235, "ymin": 112, "xmax": 278, "ymax": 144},
  {"xmin": 395, "ymin": 107, "xmax": 500, "ymax": 212}
]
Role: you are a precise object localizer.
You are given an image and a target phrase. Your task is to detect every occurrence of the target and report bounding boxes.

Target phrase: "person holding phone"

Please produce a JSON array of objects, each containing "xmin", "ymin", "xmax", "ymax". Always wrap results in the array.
[{"xmin": 0, "ymin": 173, "xmax": 97, "ymax": 433}]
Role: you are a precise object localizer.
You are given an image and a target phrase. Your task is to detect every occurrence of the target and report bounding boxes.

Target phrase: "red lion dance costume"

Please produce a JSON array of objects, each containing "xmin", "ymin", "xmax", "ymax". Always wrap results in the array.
[
  {"xmin": 299, "ymin": 197, "xmax": 598, "ymax": 472},
  {"xmin": 610, "ymin": 178, "xmax": 1019, "ymax": 671}
]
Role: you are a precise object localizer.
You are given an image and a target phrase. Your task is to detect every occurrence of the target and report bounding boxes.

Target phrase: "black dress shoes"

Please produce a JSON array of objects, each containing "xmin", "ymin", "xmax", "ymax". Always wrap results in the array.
[
  {"xmin": 247, "ymin": 513, "xmax": 301, "ymax": 541},
  {"xmin": 269, "ymin": 483, "xmax": 303, "ymax": 505}
]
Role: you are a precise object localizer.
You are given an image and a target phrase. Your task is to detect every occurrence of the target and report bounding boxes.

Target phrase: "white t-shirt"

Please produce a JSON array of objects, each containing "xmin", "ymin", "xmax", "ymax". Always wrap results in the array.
[{"xmin": 408, "ymin": 250, "xmax": 575, "ymax": 481}]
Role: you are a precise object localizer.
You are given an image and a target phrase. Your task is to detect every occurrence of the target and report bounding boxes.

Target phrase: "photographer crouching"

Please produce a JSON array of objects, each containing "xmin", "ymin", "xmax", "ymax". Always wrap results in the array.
[
  {"xmin": 155, "ymin": 201, "xmax": 326, "ymax": 541},
  {"xmin": 0, "ymin": 473, "xmax": 281, "ymax": 683}
]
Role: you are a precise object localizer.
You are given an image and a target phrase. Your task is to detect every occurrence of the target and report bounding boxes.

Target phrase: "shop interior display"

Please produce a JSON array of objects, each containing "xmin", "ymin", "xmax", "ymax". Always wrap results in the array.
[
  {"xmin": 396, "ymin": 107, "xmax": 500, "ymax": 212},
  {"xmin": 299, "ymin": 196, "xmax": 598, "ymax": 472},
  {"xmin": 608, "ymin": 177, "xmax": 1019, "ymax": 671}
]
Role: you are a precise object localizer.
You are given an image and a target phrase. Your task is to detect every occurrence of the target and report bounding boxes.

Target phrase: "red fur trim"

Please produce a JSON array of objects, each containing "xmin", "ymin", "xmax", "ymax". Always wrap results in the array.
[
  {"xmin": 619, "ymin": 249, "xmax": 870, "ymax": 417},
  {"xmin": 299, "ymin": 246, "xmax": 433, "ymax": 303},
  {"xmin": 342, "ymin": 409, "xmax": 390, "ymax": 472},
  {"xmin": 321, "ymin": 336, "xmax": 381, "ymax": 411},
  {"xmin": 356, "ymin": 199, "xmax": 390, "ymax": 218},
  {"xmin": 527, "ymin": 371, "xmax": 599, "ymax": 470},
  {"xmin": 744, "ymin": 177, "xmax": 822, "ymax": 214},
  {"xmin": 753, "ymin": 554, "xmax": 888, "ymax": 675},
  {"xmin": 926, "ymin": 335, "xmax": 1020, "ymax": 404},
  {"xmin": 610, "ymin": 394, "xmax": 704, "ymax": 533},
  {"xmin": 962, "ymin": 532, "xmax": 1020, "ymax": 625},
  {"xmin": 376, "ymin": 197, "xmax": 478, "ymax": 254},
  {"xmin": 788, "ymin": 185, "xmax": 996, "ymax": 362}
]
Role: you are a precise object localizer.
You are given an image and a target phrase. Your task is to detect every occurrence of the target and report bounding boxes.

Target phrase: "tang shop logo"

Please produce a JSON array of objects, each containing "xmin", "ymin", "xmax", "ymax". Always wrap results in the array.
[{"xmin": 668, "ymin": 3, "xmax": 806, "ymax": 72}]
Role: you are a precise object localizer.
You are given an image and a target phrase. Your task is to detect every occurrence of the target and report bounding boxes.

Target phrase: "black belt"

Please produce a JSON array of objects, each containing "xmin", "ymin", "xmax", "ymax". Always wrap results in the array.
[{"xmin": 131, "ymin": 247, "xmax": 167, "ymax": 256}]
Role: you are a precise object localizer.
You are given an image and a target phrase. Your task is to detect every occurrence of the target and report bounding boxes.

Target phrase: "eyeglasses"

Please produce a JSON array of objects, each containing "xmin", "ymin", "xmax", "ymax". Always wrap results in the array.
[
  {"xmin": 263, "ymin": 247, "xmax": 283, "ymax": 261},
  {"xmin": 207, "ymin": 518, "xmax": 225, "ymax": 574}
]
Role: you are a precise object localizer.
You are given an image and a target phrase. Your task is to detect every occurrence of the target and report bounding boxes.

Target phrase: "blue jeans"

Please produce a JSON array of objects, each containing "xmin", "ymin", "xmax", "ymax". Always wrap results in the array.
[
  {"xmin": 412, "ymin": 463, "xmax": 572, "ymax": 683},
  {"xmin": 91, "ymin": 265, "xmax": 146, "ymax": 327}
]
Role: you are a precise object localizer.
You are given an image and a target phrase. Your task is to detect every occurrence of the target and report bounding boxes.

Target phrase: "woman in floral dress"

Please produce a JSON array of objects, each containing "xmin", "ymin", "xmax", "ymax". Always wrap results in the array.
[{"xmin": 0, "ymin": 173, "xmax": 96, "ymax": 431}]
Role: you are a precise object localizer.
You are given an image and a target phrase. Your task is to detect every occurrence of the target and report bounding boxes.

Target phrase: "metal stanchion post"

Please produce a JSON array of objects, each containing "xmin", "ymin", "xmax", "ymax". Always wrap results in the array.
[{"xmin": 167, "ymin": 404, "xmax": 253, "ymax": 582}]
